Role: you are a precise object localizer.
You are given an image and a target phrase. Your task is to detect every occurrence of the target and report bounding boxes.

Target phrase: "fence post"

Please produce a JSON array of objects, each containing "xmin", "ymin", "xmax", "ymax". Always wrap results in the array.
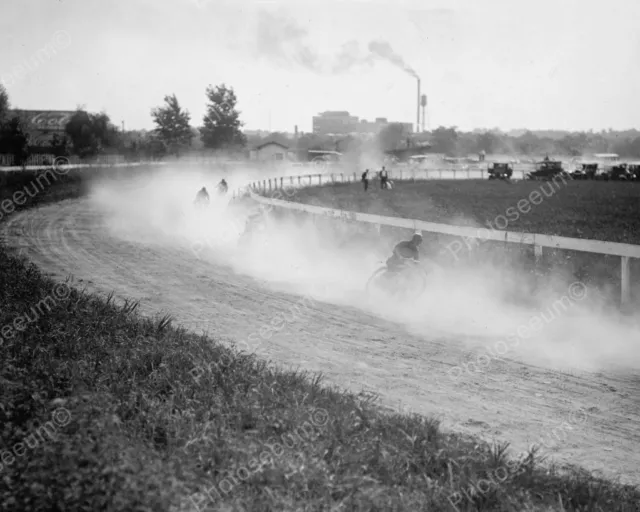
[
  {"xmin": 534, "ymin": 245, "xmax": 543, "ymax": 262},
  {"xmin": 621, "ymin": 256, "xmax": 630, "ymax": 307},
  {"xmin": 481, "ymin": 169, "xmax": 485, "ymax": 180},
  {"xmin": 309, "ymin": 175, "xmax": 312, "ymax": 185},
  {"xmin": 298, "ymin": 175, "xmax": 302, "ymax": 186},
  {"xmin": 290, "ymin": 176, "xmax": 293, "ymax": 186},
  {"xmin": 319, "ymin": 174, "xmax": 322, "ymax": 185},
  {"xmin": 341, "ymin": 173, "xmax": 344, "ymax": 182},
  {"xmin": 453, "ymin": 169, "xmax": 456, "ymax": 180},
  {"xmin": 280, "ymin": 177, "xmax": 283, "ymax": 189}
]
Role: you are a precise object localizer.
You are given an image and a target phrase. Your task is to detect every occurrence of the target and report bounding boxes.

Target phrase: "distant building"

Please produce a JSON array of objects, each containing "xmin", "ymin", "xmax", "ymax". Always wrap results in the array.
[
  {"xmin": 358, "ymin": 117, "xmax": 413, "ymax": 135},
  {"xmin": 7, "ymin": 109, "xmax": 75, "ymax": 147},
  {"xmin": 357, "ymin": 118, "xmax": 386, "ymax": 135},
  {"xmin": 396, "ymin": 122, "xmax": 413, "ymax": 134},
  {"xmin": 312, "ymin": 111, "xmax": 359, "ymax": 135},
  {"xmin": 250, "ymin": 141, "xmax": 290, "ymax": 162},
  {"xmin": 312, "ymin": 111, "xmax": 412, "ymax": 136}
]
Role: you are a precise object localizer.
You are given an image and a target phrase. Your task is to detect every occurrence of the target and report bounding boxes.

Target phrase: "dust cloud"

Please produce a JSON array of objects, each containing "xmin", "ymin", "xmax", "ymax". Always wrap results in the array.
[{"xmin": 87, "ymin": 165, "xmax": 640, "ymax": 375}]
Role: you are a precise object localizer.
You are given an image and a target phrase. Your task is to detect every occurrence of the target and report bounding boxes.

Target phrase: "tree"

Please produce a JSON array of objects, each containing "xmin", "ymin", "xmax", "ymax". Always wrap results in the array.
[
  {"xmin": 514, "ymin": 131, "xmax": 540, "ymax": 155},
  {"xmin": 377, "ymin": 123, "xmax": 408, "ymax": 152},
  {"xmin": 430, "ymin": 126, "xmax": 459, "ymax": 156},
  {"xmin": 138, "ymin": 132, "xmax": 167, "ymax": 161},
  {"xmin": 49, "ymin": 133, "xmax": 71, "ymax": 158},
  {"xmin": 65, "ymin": 110, "xmax": 117, "ymax": 158},
  {"xmin": 295, "ymin": 133, "xmax": 333, "ymax": 152},
  {"xmin": 612, "ymin": 135, "xmax": 640, "ymax": 158},
  {"xmin": 457, "ymin": 132, "xmax": 480, "ymax": 156},
  {"xmin": 557, "ymin": 132, "xmax": 588, "ymax": 156},
  {"xmin": 628, "ymin": 137, "xmax": 640, "ymax": 158},
  {"xmin": 200, "ymin": 84, "xmax": 247, "ymax": 151},
  {"xmin": 476, "ymin": 131, "xmax": 499, "ymax": 154},
  {"xmin": 0, "ymin": 83, "xmax": 9, "ymax": 124},
  {"xmin": 150, "ymin": 94, "xmax": 193, "ymax": 156},
  {"xmin": 0, "ymin": 117, "xmax": 30, "ymax": 166}
]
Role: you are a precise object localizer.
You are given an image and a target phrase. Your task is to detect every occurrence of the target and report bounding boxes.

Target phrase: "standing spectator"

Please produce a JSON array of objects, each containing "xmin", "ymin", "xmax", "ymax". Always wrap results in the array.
[
  {"xmin": 380, "ymin": 166, "xmax": 389, "ymax": 189},
  {"xmin": 361, "ymin": 169, "xmax": 369, "ymax": 191}
]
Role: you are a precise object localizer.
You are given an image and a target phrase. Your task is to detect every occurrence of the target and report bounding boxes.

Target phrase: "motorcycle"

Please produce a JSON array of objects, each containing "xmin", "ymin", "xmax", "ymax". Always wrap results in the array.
[
  {"xmin": 366, "ymin": 257, "xmax": 431, "ymax": 301},
  {"xmin": 193, "ymin": 195, "xmax": 209, "ymax": 211}
]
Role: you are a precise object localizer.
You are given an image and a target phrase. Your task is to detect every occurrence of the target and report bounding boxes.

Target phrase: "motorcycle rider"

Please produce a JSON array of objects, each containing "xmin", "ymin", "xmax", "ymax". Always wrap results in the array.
[
  {"xmin": 361, "ymin": 169, "xmax": 369, "ymax": 191},
  {"xmin": 194, "ymin": 186, "xmax": 210, "ymax": 206},
  {"xmin": 386, "ymin": 232, "xmax": 422, "ymax": 273},
  {"xmin": 217, "ymin": 179, "xmax": 228, "ymax": 195}
]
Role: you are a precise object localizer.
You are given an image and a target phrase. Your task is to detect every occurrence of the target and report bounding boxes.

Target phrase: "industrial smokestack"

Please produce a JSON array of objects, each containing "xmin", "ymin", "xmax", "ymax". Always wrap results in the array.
[{"xmin": 416, "ymin": 77, "xmax": 421, "ymax": 134}]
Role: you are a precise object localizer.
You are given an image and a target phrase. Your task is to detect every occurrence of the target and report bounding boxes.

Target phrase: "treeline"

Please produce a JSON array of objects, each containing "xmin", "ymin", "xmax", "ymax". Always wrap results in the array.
[
  {"xmin": 0, "ymin": 83, "xmax": 246, "ymax": 165},
  {"xmin": 426, "ymin": 127, "xmax": 640, "ymax": 158},
  {"xmin": 3, "ymin": 80, "xmax": 640, "ymax": 165},
  {"xmin": 245, "ymin": 125, "xmax": 640, "ymax": 160}
]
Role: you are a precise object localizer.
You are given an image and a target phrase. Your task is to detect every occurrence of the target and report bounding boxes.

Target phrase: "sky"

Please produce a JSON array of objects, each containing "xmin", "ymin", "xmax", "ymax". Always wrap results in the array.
[{"xmin": 1, "ymin": 0, "xmax": 639, "ymax": 133}]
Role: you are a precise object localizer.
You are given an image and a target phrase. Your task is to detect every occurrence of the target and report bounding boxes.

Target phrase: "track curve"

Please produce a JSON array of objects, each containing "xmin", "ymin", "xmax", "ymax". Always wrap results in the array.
[{"xmin": 2, "ymin": 197, "xmax": 640, "ymax": 486}]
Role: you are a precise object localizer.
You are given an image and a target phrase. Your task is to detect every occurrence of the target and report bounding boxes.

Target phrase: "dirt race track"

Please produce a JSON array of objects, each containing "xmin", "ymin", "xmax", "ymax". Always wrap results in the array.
[{"xmin": 2, "ymin": 197, "xmax": 640, "ymax": 488}]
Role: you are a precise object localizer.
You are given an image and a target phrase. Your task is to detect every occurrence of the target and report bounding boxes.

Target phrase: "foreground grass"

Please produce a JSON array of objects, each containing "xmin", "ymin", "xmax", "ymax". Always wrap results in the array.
[
  {"xmin": 0, "ymin": 165, "xmax": 165, "ymax": 221},
  {"xmin": 1, "ymin": 249, "xmax": 640, "ymax": 511},
  {"xmin": 293, "ymin": 180, "xmax": 640, "ymax": 244}
]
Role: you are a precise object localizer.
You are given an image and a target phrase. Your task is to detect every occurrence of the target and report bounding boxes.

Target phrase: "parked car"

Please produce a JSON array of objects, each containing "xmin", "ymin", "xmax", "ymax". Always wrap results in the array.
[
  {"xmin": 627, "ymin": 163, "xmax": 640, "ymax": 181},
  {"xmin": 589, "ymin": 163, "xmax": 631, "ymax": 181},
  {"xmin": 526, "ymin": 158, "xmax": 570, "ymax": 181},
  {"xmin": 570, "ymin": 163, "xmax": 598, "ymax": 180},
  {"xmin": 604, "ymin": 163, "xmax": 632, "ymax": 181},
  {"xmin": 487, "ymin": 162, "xmax": 513, "ymax": 180}
]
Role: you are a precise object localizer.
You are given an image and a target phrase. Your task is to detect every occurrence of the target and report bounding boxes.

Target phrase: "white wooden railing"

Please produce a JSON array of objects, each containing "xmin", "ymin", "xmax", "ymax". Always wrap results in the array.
[
  {"xmin": 241, "ymin": 168, "xmax": 527, "ymax": 189},
  {"xmin": 238, "ymin": 171, "xmax": 640, "ymax": 307},
  {"xmin": 0, "ymin": 161, "xmax": 166, "ymax": 172}
]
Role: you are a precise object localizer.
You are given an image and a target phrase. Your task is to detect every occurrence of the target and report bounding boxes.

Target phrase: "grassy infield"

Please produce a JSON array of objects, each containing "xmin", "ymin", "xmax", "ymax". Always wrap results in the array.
[
  {"xmin": 295, "ymin": 179, "xmax": 640, "ymax": 308},
  {"xmin": 1, "ymin": 168, "xmax": 639, "ymax": 511},
  {"xmin": 294, "ymin": 179, "xmax": 640, "ymax": 244}
]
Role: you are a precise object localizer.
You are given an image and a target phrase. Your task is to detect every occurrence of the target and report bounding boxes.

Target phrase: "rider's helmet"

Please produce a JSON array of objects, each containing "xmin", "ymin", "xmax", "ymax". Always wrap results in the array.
[{"xmin": 411, "ymin": 232, "xmax": 423, "ymax": 246}]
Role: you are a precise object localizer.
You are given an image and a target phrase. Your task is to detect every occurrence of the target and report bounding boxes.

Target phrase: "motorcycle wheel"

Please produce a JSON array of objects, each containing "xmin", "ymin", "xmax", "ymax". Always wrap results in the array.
[
  {"xmin": 395, "ymin": 266, "xmax": 428, "ymax": 301},
  {"xmin": 366, "ymin": 266, "xmax": 391, "ymax": 297},
  {"xmin": 366, "ymin": 265, "xmax": 428, "ymax": 301}
]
